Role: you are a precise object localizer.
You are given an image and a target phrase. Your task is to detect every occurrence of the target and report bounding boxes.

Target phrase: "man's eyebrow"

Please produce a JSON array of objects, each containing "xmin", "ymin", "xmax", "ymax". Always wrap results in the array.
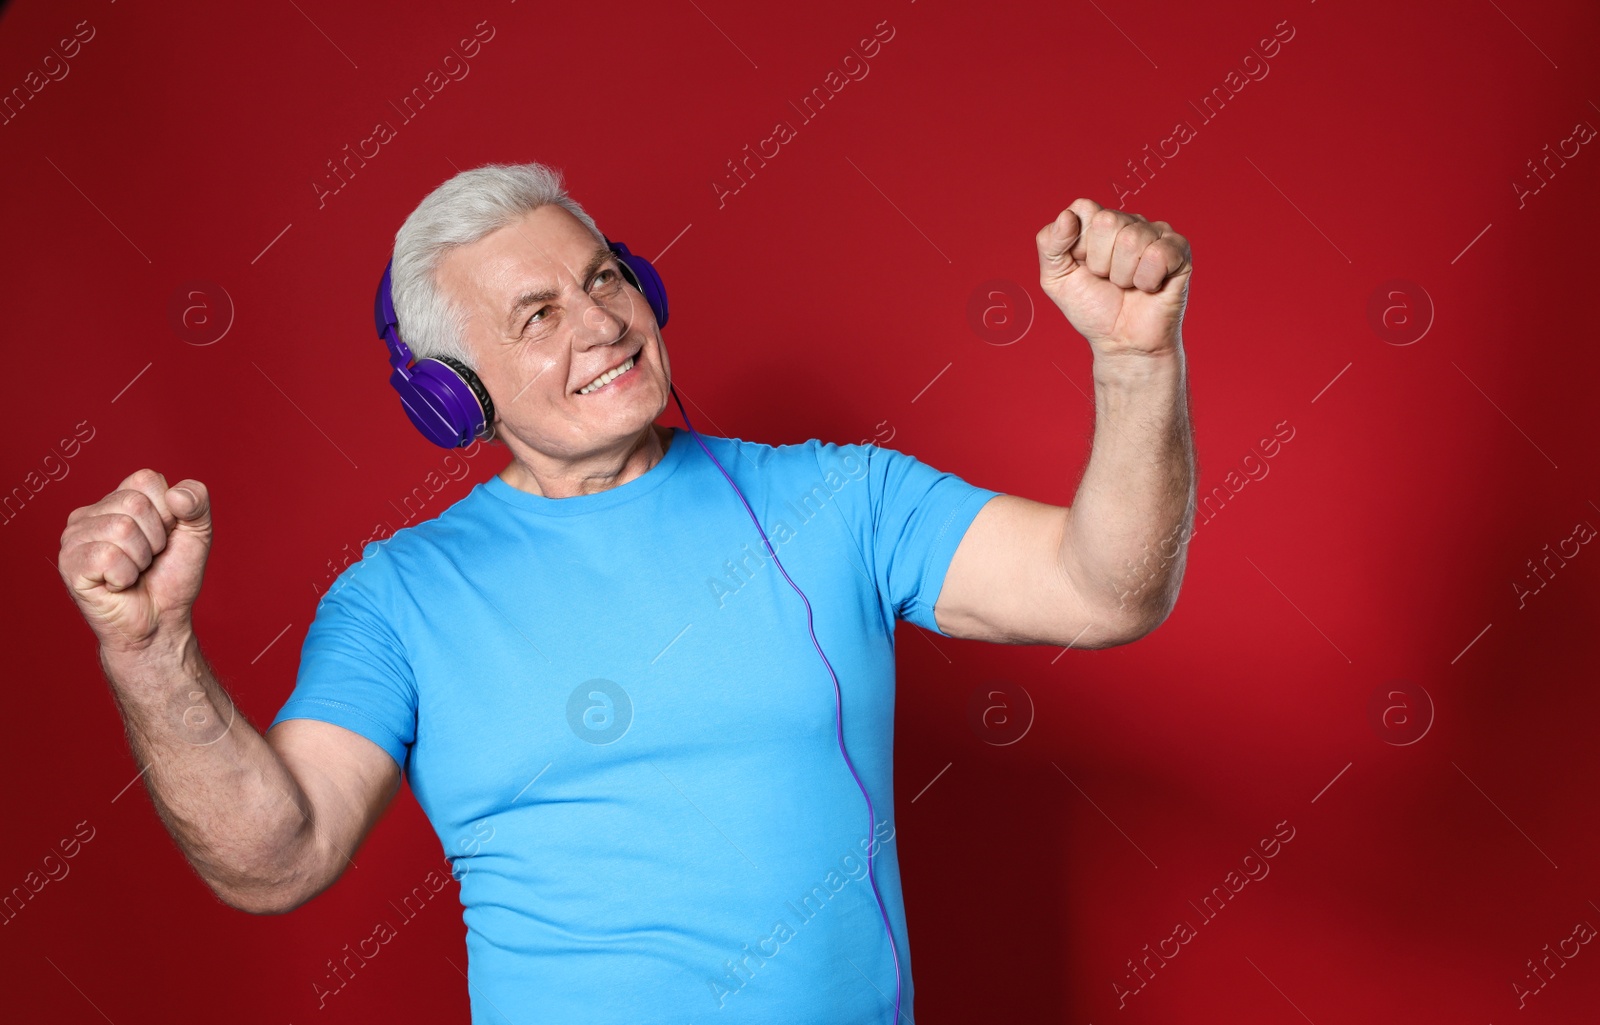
[{"xmin": 503, "ymin": 243, "xmax": 616, "ymax": 330}]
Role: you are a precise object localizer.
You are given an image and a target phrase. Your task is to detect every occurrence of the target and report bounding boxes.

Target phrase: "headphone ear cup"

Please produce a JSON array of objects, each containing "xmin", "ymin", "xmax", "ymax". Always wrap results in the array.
[
  {"xmin": 432, "ymin": 356, "xmax": 496, "ymax": 429},
  {"xmin": 394, "ymin": 356, "xmax": 494, "ymax": 448},
  {"xmin": 614, "ymin": 259, "xmax": 643, "ymax": 292},
  {"xmin": 606, "ymin": 239, "xmax": 669, "ymax": 328}
]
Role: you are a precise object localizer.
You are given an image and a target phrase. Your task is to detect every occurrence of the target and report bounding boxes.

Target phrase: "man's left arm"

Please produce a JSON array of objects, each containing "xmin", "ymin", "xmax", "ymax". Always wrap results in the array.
[{"xmin": 935, "ymin": 198, "xmax": 1197, "ymax": 649}]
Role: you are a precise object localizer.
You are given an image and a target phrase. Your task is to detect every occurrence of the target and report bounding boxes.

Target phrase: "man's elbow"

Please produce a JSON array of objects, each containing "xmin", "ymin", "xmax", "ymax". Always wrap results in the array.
[
  {"xmin": 1124, "ymin": 603, "xmax": 1178, "ymax": 644},
  {"xmin": 1086, "ymin": 590, "xmax": 1181, "ymax": 648},
  {"xmin": 209, "ymin": 880, "xmax": 308, "ymax": 916},
  {"xmin": 202, "ymin": 856, "xmax": 324, "ymax": 916}
]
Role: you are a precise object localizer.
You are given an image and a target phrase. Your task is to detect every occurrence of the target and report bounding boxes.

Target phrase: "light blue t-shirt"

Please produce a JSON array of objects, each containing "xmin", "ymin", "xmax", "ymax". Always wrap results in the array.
[{"xmin": 270, "ymin": 427, "xmax": 1001, "ymax": 1024}]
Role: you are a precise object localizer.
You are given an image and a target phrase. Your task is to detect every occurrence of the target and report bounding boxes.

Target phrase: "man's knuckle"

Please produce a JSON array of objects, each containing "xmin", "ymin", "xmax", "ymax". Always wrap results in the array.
[
  {"xmin": 109, "ymin": 514, "xmax": 142, "ymax": 543},
  {"xmin": 111, "ymin": 489, "xmax": 152, "ymax": 516},
  {"xmin": 84, "ymin": 540, "xmax": 121, "ymax": 566},
  {"xmin": 1115, "ymin": 225, "xmax": 1151, "ymax": 252}
]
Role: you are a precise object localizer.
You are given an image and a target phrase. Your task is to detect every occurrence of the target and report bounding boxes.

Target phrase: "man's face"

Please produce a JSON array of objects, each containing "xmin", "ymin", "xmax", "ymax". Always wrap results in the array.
[{"xmin": 435, "ymin": 204, "xmax": 670, "ymax": 459}]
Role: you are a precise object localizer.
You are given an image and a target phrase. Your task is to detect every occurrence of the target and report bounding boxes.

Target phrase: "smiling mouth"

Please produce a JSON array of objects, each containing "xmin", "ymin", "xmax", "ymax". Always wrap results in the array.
[{"xmin": 577, "ymin": 352, "xmax": 638, "ymax": 395}]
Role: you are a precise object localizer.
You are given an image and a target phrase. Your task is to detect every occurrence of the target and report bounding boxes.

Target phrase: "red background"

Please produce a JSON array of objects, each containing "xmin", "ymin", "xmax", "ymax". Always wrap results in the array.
[{"xmin": 4, "ymin": 0, "xmax": 1599, "ymax": 1021}]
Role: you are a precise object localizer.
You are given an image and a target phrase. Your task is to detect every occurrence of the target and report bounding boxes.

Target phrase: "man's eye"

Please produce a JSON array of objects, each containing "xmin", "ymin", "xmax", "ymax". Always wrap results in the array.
[{"xmin": 525, "ymin": 308, "xmax": 548, "ymax": 329}]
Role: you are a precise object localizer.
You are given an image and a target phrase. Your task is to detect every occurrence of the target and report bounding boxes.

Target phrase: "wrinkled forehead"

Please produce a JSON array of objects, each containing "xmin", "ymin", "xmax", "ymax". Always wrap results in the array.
[{"xmin": 441, "ymin": 208, "xmax": 603, "ymax": 313}]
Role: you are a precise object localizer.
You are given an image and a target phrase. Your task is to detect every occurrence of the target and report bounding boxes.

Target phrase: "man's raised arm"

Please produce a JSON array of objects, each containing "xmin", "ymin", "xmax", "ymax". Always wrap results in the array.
[
  {"xmin": 936, "ymin": 199, "xmax": 1197, "ymax": 649},
  {"xmin": 57, "ymin": 469, "xmax": 399, "ymax": 914}
]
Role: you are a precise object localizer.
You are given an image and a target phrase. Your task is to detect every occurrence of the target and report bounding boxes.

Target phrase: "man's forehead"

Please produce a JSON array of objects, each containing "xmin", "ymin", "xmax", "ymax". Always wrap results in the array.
[{"xmin": 447, "ymin": 214, "xmax": 600, "ymax": 300}]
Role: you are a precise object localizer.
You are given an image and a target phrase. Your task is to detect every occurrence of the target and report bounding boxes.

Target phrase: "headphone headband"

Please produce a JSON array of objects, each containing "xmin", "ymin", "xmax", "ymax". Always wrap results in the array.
[{"xmin": 375, "ymin": 234, "xmax": 668, "ymax": 449}]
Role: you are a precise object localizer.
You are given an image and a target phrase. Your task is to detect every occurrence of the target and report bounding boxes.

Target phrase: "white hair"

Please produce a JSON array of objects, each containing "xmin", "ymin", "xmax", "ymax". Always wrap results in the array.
[{"xmin": 390, "ymin": 161, "xmax": 605, "ymax": 371}]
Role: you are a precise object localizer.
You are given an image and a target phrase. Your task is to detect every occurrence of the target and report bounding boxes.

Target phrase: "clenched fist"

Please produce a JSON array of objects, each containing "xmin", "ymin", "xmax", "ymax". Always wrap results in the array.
[
  {"xmin": 1036, "ymin": 198, "xmax": 1192, "ymax": 359},
  {"xmin": 58, "ymin": 469, "xmax": 213, "ymax": 654}
]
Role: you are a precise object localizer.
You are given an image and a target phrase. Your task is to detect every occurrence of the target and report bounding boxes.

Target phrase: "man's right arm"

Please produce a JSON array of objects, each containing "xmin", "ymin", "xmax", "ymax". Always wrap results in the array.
[{"xmin": 60, "ymin": 469, "xmax": 399, "ymax": 914}]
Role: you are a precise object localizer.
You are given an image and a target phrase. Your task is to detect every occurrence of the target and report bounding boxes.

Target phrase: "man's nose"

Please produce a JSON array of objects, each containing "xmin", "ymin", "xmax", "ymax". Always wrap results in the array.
[{"xmin": 573, "ymin": 289, "xmax": 633, "ymax": 345}]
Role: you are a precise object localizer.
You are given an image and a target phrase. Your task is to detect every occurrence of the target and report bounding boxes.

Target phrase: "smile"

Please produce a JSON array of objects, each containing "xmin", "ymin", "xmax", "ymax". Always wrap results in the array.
[{"xmin": 577, "ymin": 353, "xmax": 637, "ymax": 395}]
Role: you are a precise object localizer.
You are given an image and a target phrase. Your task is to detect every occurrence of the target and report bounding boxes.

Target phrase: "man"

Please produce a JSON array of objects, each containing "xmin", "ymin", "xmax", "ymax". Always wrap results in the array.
[{"xmin": 57, "ymin": 161, "xmax": 1194, "ymax": 1023}]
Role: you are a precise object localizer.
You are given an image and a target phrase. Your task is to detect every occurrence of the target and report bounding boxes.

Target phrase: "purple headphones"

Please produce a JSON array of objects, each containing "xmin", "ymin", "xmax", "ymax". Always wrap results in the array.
[
  {"xmin": 369, "ymin": 229, "xmax": 902, "ymax": 1021},
  {"xmin": 373, "ymin": 237, "xmax": 670, "ymax": 449}
]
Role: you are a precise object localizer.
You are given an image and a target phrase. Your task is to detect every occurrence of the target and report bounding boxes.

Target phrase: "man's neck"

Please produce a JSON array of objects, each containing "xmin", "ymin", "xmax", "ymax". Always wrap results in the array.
[{"xmin": 497, "ymin": 423, "xmax": 671, "ymax": 499}]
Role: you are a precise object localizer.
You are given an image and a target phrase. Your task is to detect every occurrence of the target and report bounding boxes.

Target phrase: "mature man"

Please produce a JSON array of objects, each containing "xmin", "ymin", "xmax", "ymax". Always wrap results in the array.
[{"xmin": 57, "ymin": 161, "xmax": 1194, "ymax": 1023}]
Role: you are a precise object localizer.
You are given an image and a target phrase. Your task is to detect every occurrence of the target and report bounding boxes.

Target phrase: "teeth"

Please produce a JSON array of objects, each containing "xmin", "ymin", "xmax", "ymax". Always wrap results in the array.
[{"xmin": 579, "ymin": 355, "xmax": 635, "ymax": 395}]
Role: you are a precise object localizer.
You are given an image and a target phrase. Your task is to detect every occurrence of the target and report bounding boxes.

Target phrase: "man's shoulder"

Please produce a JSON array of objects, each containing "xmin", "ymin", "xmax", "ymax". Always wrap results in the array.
[
  {"xmin": 698, "ymin": 431, "xmax": 871, "ymax": 475},
  {"xmin": 381, "ymin": 480, "xmax": 495, "ymax": 550},
  {"xmin": 314, "ymin": 483, "xmax": 494, "ymax": 607}
]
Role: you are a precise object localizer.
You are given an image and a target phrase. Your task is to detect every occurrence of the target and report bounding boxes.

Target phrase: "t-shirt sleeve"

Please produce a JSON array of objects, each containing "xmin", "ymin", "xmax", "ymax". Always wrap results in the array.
[
  {"xmin": 816, "ymin": 439, "xmax": 1002, "ymax": 636},
  {"xmin": 268, "ymin": 559, "xmax": 418, "ymax": 773}
]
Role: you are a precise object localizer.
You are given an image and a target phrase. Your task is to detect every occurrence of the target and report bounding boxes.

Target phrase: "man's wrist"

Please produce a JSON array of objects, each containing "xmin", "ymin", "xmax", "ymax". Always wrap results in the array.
[
  {"xmin": 100, "ymin": 622, "xmax": 203, "ymax": 686},
  {"xmin": 1090, "ymin": 341, "xmax": 1186, "ymax": 390}
]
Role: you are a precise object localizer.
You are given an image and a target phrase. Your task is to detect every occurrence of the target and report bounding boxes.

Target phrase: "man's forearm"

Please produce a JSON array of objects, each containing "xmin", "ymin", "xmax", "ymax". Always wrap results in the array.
[
  {"xmin": 1059, "ymin": 345, "xmax": 1196, "ymax": 634},
  {"xmin": 101, "ymin": 630, "xmax": 319, "ymax": 910}
]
